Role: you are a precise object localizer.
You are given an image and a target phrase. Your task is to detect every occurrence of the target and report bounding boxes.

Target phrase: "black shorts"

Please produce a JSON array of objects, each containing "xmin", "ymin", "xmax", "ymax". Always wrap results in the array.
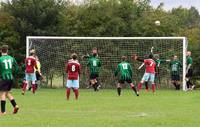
[
  {"xmin": 171, "ymin": 75, "xmax": 180, "ymax": 81},
  {"xmin": 118, "ymin": 78, "xmax": 132, "ymax": 84},
  {"xmin": 186, "ymin": 69, "xmax": 193, "ymax": 78},
  {"xmin": 0, "ymin": 80, "xmax": 13, "ymax": 92},
  {"xmin": 90, "ymin": 74, "xmax": 99, "ymax": 80}
]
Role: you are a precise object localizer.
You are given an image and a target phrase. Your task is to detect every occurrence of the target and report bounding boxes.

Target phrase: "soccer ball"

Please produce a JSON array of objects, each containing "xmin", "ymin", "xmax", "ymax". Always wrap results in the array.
[{"xmin": 155, "ymin": 20, "xmax": 160, "ymax": 26}]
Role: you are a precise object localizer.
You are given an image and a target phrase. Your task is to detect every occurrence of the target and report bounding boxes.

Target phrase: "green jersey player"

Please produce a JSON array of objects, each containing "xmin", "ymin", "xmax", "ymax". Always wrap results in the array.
[
  {"xmin": 186, "ymin": 51, "xmax": 194, "ymax": 90},
  {"xmin": 83, "ymin": 47, "xmax": 102, "ymax": 91},
  {"xmin": 0, "ymin": 45, "xmax": 19, "ymax": 116},
  {"xmin": 115, "ymin": 56, "xmax": 139, "ymax": 96},
  {"xmin": 169, "ymin": 55, "xmax": 182, "ymax": 90}
]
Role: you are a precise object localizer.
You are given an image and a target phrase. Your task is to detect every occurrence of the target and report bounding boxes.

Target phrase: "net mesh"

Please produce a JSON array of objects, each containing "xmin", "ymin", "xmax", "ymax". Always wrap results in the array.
[{"xmin": 27, "ymin": 37, "xmax": 185, "ymax": 88}]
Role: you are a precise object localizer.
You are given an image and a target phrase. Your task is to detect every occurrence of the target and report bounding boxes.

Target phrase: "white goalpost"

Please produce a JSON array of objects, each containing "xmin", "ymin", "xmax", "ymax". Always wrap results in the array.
[{"xmin": 26, "ymin": 36, "xmax": 188, "ymax": 90}]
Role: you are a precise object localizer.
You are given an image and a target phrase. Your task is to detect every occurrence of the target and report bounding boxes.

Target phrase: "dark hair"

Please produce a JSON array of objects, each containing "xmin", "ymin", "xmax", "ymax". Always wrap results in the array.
[
  {"xmin": 121, "ymin": 56, "xmax": 127, "ymax": 61},
  {"xmin": 1, "ymin": 45, "xmax": 9, "ymax": 53},
  {"xmin": 92, "ymin": 47, "xmax": 97, "ymax": 50},
  {"xmin": 148, "ymin": 54, "xmax": 153, "ymax": 59},
  {"xmin": 71, "ymin": 53, "xmax": 77, "ymax": 60}
]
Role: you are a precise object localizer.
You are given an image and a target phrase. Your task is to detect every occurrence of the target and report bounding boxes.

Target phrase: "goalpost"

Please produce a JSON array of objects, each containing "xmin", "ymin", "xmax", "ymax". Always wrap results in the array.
[{"xmin": 26, "ymin": 36, "xmax": 188, "ymax": 90}]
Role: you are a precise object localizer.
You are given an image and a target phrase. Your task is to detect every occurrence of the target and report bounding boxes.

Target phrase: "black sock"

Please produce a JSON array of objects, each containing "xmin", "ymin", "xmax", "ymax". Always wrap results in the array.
[
  {"xmin": 93, "ymin": 84, "xmax": 97, "ymax": 91},
  {"xmin": 186, "ymin": 81, "xmax": 190, "ymax": 89},
  {"xmin": 173, "ymin": 82, "xmax": 177, "ymax": 90},
  {"xmin": 145, "ymin": 82, "xmax": 148, "ymax": 90},
  {"xmin": 1, "ymin": 100, "xmax": 6, "ymax": 113},
  {"xmin": 177, "ymin": 85, "xmax": 180, "ymax": 90},
  {"xmin": 131, "ymin": 86, "xmax": 138, "ymax": 95},
  {"xmin": 117, "ymin": 87, "xmax": 121, "ymax": 96},
  {"xmin": 10, "ymin": 99, "xmax": 17, "ymax": 108}
]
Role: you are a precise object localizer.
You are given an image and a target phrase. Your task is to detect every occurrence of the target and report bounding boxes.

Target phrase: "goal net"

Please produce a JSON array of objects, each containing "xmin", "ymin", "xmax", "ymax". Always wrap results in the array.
[{"xmin": 26, "ymin": 37, "xmax": 187, "ymax": 90}]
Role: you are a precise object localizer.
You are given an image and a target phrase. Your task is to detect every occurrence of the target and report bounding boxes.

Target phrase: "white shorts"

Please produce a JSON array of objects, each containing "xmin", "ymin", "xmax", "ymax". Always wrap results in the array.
[
  {"xmin": 25, "ymin": 73, "xmax": 36, "ymax": 82},
  {"xmin": 142, "ymin": 73, "xmax": 155, "ymax": 83},
  {"xmin": 66, "ymin": 80, "xmax": 79, "ymax": 88}
]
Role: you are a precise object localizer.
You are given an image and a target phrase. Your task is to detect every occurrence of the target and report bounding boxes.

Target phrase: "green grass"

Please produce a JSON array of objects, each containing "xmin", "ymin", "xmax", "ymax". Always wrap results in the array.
[{"xmin": 0, "ymin": 89, "xmax": 200, "ymax": 127}]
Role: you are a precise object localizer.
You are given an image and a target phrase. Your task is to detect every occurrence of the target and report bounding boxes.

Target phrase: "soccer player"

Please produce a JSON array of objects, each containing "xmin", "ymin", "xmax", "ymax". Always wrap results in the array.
[
  {"xmin": 21, "ymin": 50, "xmax": 38, "ymax": 95},
  {"xmin": 169, "ymin": 55, "xmax": 182, "ymax": 90},
  {"xmin": 115, "ymin": 56, "xmax": 139, "ymax": 96},
  {"xmin": 132, "ymin": 54, "xmax": 156, "ymax": 94},
  {"xmin": 65, "ymin": 53, "xmax": 81, "ymax": 100},
  {"xmin": 186, "ymin": 51, "xmax": 194, "ymax": 90},
  {"xmin": 83, "ymin": 47, "xmax": 101, "ymax": 91},
  {"xmin": 0, "ymin": 45, "xmax": 19, "ymax": 116},
  {"xmin": 35, "ymin": 56, "xmax": 43, "ymax": 90}
]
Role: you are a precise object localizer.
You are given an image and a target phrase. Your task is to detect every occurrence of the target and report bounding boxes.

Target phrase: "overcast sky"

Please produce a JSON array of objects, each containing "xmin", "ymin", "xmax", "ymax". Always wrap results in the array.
[
  {"xmin": 150, "ymin": 0, "xmax": 200, "ymax": 12},
  {"xmin": 1, "ymin": 0, "xmax": 200, "ymax": 12}
]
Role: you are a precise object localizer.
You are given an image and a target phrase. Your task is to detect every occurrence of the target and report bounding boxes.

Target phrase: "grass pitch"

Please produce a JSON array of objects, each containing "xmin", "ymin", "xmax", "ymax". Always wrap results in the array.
[{"xmin": 0, "ymin": 89, "xmax": 200, "ymax": 127}]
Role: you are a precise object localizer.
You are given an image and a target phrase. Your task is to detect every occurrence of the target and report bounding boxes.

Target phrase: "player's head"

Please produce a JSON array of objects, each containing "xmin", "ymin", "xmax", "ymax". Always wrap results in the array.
[
  {"xmin": 71, "ymin": 53, "xmax": 77, "ymax": 60},
  {"xmin": 121, "ymin": 56, "xmax": 127, "ymax": 61},
  {"xmin": 1, "ymin": 45, "xmax": 9, "ymax": 54},
  {"xmin": 92, "ymin": 47, "xmax": 98, "ymax": 56},
  {"xmin": 187, "ymin": 51, "xmax": 191, "ymax": 56},
  {"xmin": 173, "ymin": 55, "xmax": 178, "ymax": 60},
  {"xmin": 30, "ymin": 49, "xmax": 35, "ymax": 56},
  {"xmin": 154, "ymin": 54, "xmax": 160, "ymax": 60},
  {"xmin": 148, "ymin": 54, "xmax": 153, "ymax": 59}
]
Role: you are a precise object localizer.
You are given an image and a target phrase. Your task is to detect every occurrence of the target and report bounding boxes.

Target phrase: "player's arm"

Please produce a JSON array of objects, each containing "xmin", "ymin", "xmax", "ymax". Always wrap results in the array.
[
  {"xmin": 81, "ymin": 53, "xmax": 90, "ymax": 60},
  {"xmin": 138, "ymin": 63, "xmax": 145, "ymax": 70},
  {"xmin": 12, "ymin": 58, "xmax": 19, "ymax": 76},
  {"xmin": 131, "ymin": 54, "xmax": 144, "ymax": 62},
  {"xmin": 98, "ymin": 60, "xmax": 102, "ymax": 67},
  {"xmin": 128, "ymin": 64, "xmax": 133, "ymax": 78},
  {"xmin": 37, "ymin": 61, "xmax": 43, "ymax": 76}
]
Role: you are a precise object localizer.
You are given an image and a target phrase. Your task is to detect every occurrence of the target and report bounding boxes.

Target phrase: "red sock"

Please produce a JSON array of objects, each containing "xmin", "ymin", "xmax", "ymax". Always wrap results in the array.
[
  {"xmin": 22, "ymin": 83, "xmax": 27, "ymax": 91},
  {"xmin": 137, "ymin": 83, "xmax": 142, "ymax": 91},
  {"xmin": 32, "ymin": 84, "xmax": 36, "ymax": 94},
  {"xmin": 152, "ymin": 83, "xmax": 156, "ymax": 93},
  {"xmin": 66, "ymin": 88, "xmax": 70, "ymax": 100},
  {"xmin": 74, "ymin": 89, "xmax": 79, "ymax": 100}
]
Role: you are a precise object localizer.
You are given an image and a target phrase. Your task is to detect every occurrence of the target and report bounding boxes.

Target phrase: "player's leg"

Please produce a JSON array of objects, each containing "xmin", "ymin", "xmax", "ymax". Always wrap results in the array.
[
  {"xmin": 6, "ymin": 92, "xmax": 19, "ymax": 114},
  {"xmin": 138, "ymin": 73, "xmax": 148, "ymax": 91},
  {"xmin": 22, "ymin": 73, "xmax": 29, "ymax": 95},
  {"xmin": 116, "ymin": 82, "xmax": 122, "ymax": 96},
  {"xmin": 171, "ymin": 75, "xmax": 178, "ymax": 90},
  {"xmin": 149, "ymin": 73, "xmax": 156, "ymax": 93},
  {"xmin": 72, "ymin": 80, "xmax": 79, "ymax": 100},
  {"xmin": 4, "ymin": 80, "xmax": 19, "ymax": 114},
  {"xmin": 186, "ymin": 69, "xmax": 194, "ymax": 90},
  {"xmin": 66, "ymin": 80, "xmax": 72, "ymax": 100},
  {"xmin": 175, "ymin": 75, "xmax": 181, "ymax": 90},
  {"xmin": 31, "ymin": 73, "xmax": 37, "ymax": 94},
  {"xmin": 145, "ymin": 82, "xmax": 149, "ymax": 92},
  {"xmin": 0, "ymin": 92, "xmax": 6, "ymax": 115},
  {"xmin": 128, "ymin": 80, "xmax": 139, "ymax": 96}
]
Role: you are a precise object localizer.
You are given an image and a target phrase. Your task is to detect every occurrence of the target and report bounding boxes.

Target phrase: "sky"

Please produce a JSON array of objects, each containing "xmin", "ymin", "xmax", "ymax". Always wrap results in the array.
[
  {"xmin": 1, "ymin": 0, "xmax": 200, "ymax": 12},
  {"xmin": 150, "ymin": 0, "xmax": 200, "ymax": 12}
]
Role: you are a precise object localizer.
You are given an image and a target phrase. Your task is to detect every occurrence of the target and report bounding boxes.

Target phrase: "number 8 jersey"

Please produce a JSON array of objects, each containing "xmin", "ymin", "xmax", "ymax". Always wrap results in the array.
[
  {"xmin": 25, "ymin": 56, "xmax": 37, "ymax": 73},
  {"xmin": 66, "ymin": 59, "xmax": 81, "ymax": 80}
]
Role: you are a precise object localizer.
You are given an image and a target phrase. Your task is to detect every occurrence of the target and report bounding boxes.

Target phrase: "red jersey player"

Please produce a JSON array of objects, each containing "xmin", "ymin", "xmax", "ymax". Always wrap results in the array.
[
  {"xmin": 65, "ymin": 53, "xmax": 81, "ymax": 100},
  {"xmin": 132, "ymin": 54, "xmax": 156, "ymax": 94},
  {"xmin": 22, "ymin": 51, "xmax": 38, "ymax": 95}
]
